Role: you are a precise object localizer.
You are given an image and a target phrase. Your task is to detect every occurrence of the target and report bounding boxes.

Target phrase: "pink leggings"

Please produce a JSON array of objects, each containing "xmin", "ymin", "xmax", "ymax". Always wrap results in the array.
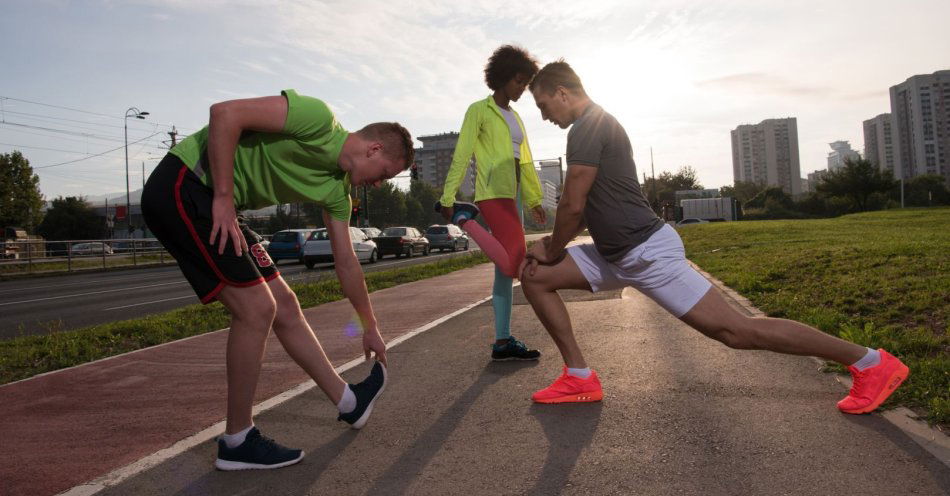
[{"xmin": 462, "ymin": 198, "xmax": 525, "ymax": 278}]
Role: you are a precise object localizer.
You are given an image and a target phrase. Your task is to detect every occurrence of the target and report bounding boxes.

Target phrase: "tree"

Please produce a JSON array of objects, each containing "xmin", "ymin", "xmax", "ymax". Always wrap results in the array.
[
  {"xmin": 817, "ymin": 158, "xmax": 896, "ymax": 212},
  {"xmin": 902, "ymin": 174, "xmax": 950, "ymax": 207},
  {"xmin": 720, "ymin": 180, "xmax": 766, "ymax": 204},
  {"xmin": 641, "ymin": 165, "xmax": 704, "ymax": 207},
  {"xmin": 366, "ymin": 181, "xmax": 406, "ymax": 228},
  {"xmin": 37, "ymin": 196, "xmax": 105, "ymax": 240},
  {"xmin": 406, "ymin": 180, "xmax": 443, "ymax": 228},
  {"xmin": 0, "ymin": 151, "xmax": 45, "ymax": 231}
]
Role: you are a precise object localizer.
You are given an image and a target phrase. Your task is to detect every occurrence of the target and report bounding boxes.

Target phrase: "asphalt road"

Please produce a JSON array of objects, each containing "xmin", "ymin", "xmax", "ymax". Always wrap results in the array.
[
  {"xmin": 0, "ymin": 247, "xmax": 481, "ymax": 340},
  {"xmin": 96, "ymin": 287, "xmax": 950, "ymax": 496}
]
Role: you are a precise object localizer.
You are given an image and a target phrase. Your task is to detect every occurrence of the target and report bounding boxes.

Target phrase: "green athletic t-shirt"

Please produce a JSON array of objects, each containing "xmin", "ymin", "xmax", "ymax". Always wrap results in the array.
[{"xmin": 169, "ymin": 89, "xmax": 352, "ymax": 221}]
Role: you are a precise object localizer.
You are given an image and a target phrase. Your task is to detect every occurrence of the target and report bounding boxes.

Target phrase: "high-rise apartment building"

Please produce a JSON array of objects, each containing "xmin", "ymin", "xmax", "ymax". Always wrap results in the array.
[
  {"xmin": 863, "ymin": 114, "xmax": 896, "ymax": 177},
  {"xmin": 827, "ymin": 140, "xmax": 860, "ymax": 172},
  {"xmin": 731, "ymin": 118, "xmax": 802, "ymax": 195},
  {"xmin": 414, "ymin": 133, "xmax": 475, "ymax": 197},
  {"xmin": 890, "ymin": 70, "xmax": 950, "ymax": 182},
  {"xmin": 538, "ymin": 159, "xmax": 563, "ymax": 188}
]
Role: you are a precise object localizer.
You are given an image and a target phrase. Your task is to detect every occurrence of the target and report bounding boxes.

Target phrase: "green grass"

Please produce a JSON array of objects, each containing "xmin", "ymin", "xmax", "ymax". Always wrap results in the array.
[
  {"xmin": 0, "ymin": 252, "xmax": 489, "ymax": 385},
  {"xmin": 678, "ymin": 207, "xmax": 950, "ymax": 424}
]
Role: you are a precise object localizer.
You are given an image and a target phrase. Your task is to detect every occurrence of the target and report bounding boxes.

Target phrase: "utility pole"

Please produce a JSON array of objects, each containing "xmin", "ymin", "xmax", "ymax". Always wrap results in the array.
[
  {"xmin": 362, "ymin": 185, "xmax": 369, "ymax": 227},
  {"xmin": 650, "ymin": 147, "xmax": 657, "ymax": 207},
  {"xmin": 142, "ymin": 161, "xmax": 145, "ymax": 189},
  {"xmin": 167, "ymin": 126, "xmax": 178, "ymax": 148}
]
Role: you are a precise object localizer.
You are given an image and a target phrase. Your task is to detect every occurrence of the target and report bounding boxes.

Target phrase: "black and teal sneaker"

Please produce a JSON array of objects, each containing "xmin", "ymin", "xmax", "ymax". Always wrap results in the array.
[
  {"xmin": 433, "ymin": 201, "xmax": 480, "ymax": 225},
  {"xmin": 338, "ymin": 361, "xmax": 387, "ymax": 429},
  {"xmin": 214, "ymin": 427, "xmax": 303, "ymax": 471},
  {"xmin": 491, "ymin": 335, "xmax": 541, "ymax": 361}
]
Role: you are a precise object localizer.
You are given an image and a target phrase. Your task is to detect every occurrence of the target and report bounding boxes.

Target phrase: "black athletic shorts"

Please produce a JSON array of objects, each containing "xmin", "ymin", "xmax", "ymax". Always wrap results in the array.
[{"xmin": 142, "ymin": 153, "xmax": 279, "ymax": 304}]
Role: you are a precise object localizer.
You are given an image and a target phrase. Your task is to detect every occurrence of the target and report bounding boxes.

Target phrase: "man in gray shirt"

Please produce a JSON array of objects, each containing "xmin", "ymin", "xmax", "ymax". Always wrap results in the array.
[{"xmin": 519, "ymin": 60, "xmax": 907, "ymax": 416}]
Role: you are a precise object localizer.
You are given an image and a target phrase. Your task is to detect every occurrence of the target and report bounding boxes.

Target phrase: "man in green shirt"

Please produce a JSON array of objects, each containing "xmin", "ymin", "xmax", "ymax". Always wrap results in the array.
[{"xmin": 142, "ymin": 90, "xmax": 414, "ymax": 470}]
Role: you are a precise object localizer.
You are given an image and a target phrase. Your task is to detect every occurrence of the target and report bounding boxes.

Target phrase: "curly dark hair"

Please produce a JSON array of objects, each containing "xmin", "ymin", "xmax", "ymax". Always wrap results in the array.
[
  {"xmin": 484, "ymin": 45, "xmax": 539, "ymax": 91},
  {"xmin": 358, "ymin": 122, "xmax": 415, "ymax": 170}
]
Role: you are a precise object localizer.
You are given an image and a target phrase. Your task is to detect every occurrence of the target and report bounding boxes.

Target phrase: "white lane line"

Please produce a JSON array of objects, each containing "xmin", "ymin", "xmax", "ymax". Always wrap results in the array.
[
  {"xmin": 104, "ymin": 295, "xmax": 197, "ymax": 311},
  {"xmin": 58, "ymin": 292, "xmax": 494, "ymax": 496},
  {"xmin": 0, "ymin": 281, "xmax": 188, "ymax": 307}
]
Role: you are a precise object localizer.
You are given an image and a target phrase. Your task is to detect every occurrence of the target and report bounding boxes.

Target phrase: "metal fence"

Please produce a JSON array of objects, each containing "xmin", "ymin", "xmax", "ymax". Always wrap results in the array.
[{"xmin": 0, "ymin": 238, "xmax": 174, "ymax": 275}]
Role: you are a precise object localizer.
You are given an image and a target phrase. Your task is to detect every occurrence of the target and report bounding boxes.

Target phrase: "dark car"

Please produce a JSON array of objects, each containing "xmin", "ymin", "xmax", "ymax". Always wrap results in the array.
[
  {"xmin": 267, "ymin": 229, "xmax": 319, "ymax": 263},
  {"xmin": 373, "ymin": 227, "xmax": 429, "ymax": 259},
  {"xmin": 424, "ymin": 224, "xmax": 469, "ymax": 252}
]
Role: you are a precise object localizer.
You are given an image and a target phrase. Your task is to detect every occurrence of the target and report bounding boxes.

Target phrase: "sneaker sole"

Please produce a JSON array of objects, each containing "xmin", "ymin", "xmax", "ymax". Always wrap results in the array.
[
  {"xmin": 491, "ymin": 356, "xmax": 540, "ymax": 362},
  {"xmin": 350, "ymin": 363, "xmax": 388, "ymax": 430},
  {"xmin": 533, "ymin": 390, "xmax": 603, "ymax": 404},
  {"xmin": 214, "ymin": 451, "xmax": 304, "ymax": 471},
  {"xmin": 839, "ymin": 363, "xmax": 910, "ymax": 414}
]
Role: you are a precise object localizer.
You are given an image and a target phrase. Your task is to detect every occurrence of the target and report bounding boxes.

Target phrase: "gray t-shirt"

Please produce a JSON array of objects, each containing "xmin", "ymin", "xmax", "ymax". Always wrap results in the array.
[{"xmin": 566, "ymin": 103, "xmax": 664, "ymax": 261}]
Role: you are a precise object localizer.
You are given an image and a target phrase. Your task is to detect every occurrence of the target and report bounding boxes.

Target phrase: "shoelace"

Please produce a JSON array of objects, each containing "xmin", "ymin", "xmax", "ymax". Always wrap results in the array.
[
  {"xmin": 249, "ymin": 433, "xmax": 280, "ymax": 454},
  {"xmin": 849, "ymin": 369, "xmax": 869, "ymax": 399}
]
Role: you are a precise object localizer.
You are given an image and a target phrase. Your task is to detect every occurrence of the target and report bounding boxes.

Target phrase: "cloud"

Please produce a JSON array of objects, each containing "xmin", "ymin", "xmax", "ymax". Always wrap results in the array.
[{"xmin": 696, "ymin": 72, "xmax": 833, "ymax": 97}]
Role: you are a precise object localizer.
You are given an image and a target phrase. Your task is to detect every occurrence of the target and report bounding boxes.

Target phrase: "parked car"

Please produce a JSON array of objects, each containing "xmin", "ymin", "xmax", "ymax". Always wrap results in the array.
[
  {"xmin": 71, "ymin": 242, "xmax": 114, "ymax": 255},
  {"xmin": 302, "ymin": 227, "xmax": 378, "ymax": 269},
  {"xmin": 674, "ymin": 218, "xmax": 709, "ymax": 228},
  {"xmin": 267, "ymin": 229, "xmax": 319, "ymax": 263},
  {"xmin": 360, "ymin": 227, "xmax": 382, "ymax": 239},
  {"xmin": 373, "ymin": 227, "xmax": 429, "ymax": 259},
  {"xmin": 424, "ymin": 224, "xmax": 469, "ymax": 252}
]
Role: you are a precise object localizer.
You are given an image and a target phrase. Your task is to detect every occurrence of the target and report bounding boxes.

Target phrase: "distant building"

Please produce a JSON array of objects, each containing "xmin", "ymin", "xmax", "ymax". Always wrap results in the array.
[
  {"xmin": 541, "ymin": 180, "xmax": 559, "ymax": 210},
  {"xmin": 538, "ymin": 159, "xmax": 563, "ymax": 188},
  {"xmin": 889, "ymin": 70, "xmax": 950, "ymax": 182},
  {"xmin": 863, "ymin": 114, "xmax": 896, "ymax": 178},
  {"xmin": 827, "ymin": 141, "xmax": 860, "ymax": 172},
  {"xmin": 674, "ymin": 189, "xmax": 719, "ymax": 203},
  {"xmin": 806, "ymin": 169, "xmax": 829, "ymax": 192},
  {"xmin": 414, "ymin": 132, "xmax": 475, "ymax": 197},
  {"xmin": 731, "ymin": 117, "xmax": 802, "ymax": 196}
]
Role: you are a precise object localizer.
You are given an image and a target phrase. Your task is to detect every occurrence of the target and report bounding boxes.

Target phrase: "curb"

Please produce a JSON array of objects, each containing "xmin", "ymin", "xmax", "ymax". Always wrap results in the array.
[{"xmin": 688, "ymin": 261, "xmax": 949, "ymax": 468}]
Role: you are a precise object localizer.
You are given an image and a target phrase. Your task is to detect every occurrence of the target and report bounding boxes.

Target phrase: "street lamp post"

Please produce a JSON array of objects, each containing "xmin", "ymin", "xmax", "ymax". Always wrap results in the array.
[{"xmin": 125, "ymin": 107, "xmax": 149, "ymax": 237}]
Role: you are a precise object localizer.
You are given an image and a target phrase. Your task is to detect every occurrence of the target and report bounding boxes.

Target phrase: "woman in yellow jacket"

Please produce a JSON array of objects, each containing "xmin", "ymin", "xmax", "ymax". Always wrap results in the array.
[{"xmin": 439, "ymin": 45, "xmax": 547, "ymax": 361}]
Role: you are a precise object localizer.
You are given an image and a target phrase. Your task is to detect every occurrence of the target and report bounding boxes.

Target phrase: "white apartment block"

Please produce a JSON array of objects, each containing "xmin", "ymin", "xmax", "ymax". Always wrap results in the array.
[
  {"xmin": 827, "ymin": 140, "xmax": 860, "ymax": 172},
  {"xmin": 890, "ymin": 70, "xmax": 950, "ymax": 182},
  {"xmin": 863, "ymin": 114, "xmax": 896, "ymax": 177},
  {"xmin": 541, "ymin": 180, "xmax": 559, "ymax": 210},
  {"xmin": 731, "ymin": 118, "xmax": 802, "ymax": 195}
]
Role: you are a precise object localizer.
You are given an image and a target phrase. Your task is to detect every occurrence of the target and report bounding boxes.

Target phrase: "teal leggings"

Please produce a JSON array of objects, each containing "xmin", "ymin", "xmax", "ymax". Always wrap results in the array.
[{"xmin": 491, "ymin": 195, "xmax": 523, "ymax": 341}]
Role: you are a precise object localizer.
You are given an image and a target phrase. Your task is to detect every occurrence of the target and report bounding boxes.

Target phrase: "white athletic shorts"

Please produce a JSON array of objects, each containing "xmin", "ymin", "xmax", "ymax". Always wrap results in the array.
[{"xmin": 567, "ymin": 224, "xmax": 712, "ymax": 317}]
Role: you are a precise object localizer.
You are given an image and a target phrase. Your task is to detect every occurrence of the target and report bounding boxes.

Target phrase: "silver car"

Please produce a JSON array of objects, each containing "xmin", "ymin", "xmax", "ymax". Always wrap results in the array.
[{"xmin": 302, "ymin": 227, "xmax": 378, "ymax": 269}]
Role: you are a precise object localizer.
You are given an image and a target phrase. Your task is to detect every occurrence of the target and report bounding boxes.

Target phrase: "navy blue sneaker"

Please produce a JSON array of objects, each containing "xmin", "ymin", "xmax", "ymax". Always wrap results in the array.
[
  {"xmin": 433, "ymin": 201, "xmax": 480, "ymax": 225},
  {"xmin": 338, "ymin": 361, "xmax": 387, "ymax": 429},
  {"xmin": 214, "ymin": 427, "xmax": 304, "ymax": 471},
  {"xmin": 491, "ymin": 335, "xmax": 541, "ymax": 361}
]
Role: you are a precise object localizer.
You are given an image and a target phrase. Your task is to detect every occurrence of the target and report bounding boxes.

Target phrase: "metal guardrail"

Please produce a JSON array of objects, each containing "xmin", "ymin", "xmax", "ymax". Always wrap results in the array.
[{"xmin": 0, "ymin": 238, "xmax": 173, "ymax": 275}]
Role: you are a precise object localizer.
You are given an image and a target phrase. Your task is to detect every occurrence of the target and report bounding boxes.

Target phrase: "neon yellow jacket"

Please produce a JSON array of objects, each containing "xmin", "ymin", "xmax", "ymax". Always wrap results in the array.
[{"xmin": 439, "ymin": 96, "xmax": 544, "ymax": 209}]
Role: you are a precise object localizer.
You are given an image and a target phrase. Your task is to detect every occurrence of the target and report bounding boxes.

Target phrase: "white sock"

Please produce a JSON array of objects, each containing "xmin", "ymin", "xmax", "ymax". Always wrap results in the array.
[
  {"xmin": 222, "ymin": 425, "xmax": 253, "ymax": 449},
  {"xmin": 852, "ymin": 348, "xmax": 881, "ymax": 371},
  {"xmin": 567, "ymin": 367, "xmax": 592, "ymax": 379},
  {"xmin": 337, "ymin": 385, "xmax": 356, "ymax": 414}
]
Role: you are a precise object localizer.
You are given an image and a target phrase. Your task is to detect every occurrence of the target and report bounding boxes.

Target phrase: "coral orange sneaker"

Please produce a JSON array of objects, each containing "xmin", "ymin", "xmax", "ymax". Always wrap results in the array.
[
  {"xmin": 837, "ymin": 349, "xmax": 909, "ymax": 414},
  {"xmin": 532, "ymin": 367, "xmax": 603, "ymax": 404}
]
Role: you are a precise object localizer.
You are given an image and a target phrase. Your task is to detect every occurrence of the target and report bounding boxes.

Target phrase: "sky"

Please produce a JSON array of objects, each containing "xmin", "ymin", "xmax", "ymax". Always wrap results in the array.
[{"xmin": 2, "ymin": 0, "xmax": 948, "ymax": 201}]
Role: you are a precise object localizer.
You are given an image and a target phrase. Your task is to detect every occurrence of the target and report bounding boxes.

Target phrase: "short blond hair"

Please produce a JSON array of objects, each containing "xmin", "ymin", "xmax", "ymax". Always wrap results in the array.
[{"xmin": 529, "ymin": 59, "xmax": 586, "ymax": 96}]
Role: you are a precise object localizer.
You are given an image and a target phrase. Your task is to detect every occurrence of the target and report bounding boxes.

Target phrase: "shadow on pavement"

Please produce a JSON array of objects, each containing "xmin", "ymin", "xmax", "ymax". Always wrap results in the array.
[
  {"xmin": 170, "ymin": 430, "xmax": 357, "ymax": 496},
  {"xmin": 365, "ymin": 360, "xmax": 538, "ymax": 495},
  {"xmin": 841, "ymin": 413, "xmax": 950, "ymax": 492},
  {"xmin": 526, "ymin": 402, "xmax": 604, "ymax": 495}
]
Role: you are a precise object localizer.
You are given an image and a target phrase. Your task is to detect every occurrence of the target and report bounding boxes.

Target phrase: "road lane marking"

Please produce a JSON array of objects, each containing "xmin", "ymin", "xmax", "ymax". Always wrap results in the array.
[
  {"xmin": 104, "ymin": 295, "xmax": 197, "ymax": 310},
  {"xmin": 0, "ymin": 281, "xmax": 187, "ymax": 307}
]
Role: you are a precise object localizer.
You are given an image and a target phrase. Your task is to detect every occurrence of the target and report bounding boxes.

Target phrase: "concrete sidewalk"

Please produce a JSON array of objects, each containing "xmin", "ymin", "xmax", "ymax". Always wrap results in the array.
[
  {"xmin": 1, "ymin": 263, "xmax": 498, "ymax": 496},
  {"xmin": 90, "ymin": 280, "xmax": 949, "ymax": 494}
]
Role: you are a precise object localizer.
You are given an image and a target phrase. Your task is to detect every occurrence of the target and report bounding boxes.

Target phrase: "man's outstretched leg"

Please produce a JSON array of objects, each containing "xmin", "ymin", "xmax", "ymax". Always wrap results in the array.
[
  {"xmin": 267, "ymin": 276, "xmax": 386, "ymax": 429},
  {"xmin": 680, "ymin": 287, "xmax": 909, "ymax": 414},
  {"xmin": 520, "ymin": 253, "xmax": 604, "ymax": 403}
]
